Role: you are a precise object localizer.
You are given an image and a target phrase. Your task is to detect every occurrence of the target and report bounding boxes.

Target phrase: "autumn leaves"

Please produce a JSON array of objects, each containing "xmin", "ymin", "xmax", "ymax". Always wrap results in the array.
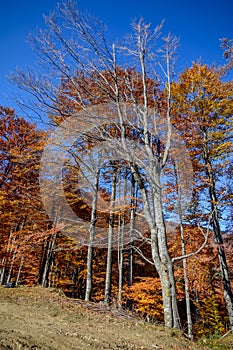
[{"xmin": 1, "ymin": 0, "xmax": 233, "ymax": 337}]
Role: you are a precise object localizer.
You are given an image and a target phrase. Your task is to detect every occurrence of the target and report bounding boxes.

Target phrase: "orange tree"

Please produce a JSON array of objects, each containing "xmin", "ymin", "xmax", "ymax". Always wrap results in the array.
[{"xmin": 0, "ymin": 106, "xmax": 50, "ymax": 285}]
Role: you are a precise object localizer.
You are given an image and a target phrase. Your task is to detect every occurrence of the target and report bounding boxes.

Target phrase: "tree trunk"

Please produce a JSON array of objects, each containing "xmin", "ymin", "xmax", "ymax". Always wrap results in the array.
[
  {"xmin": 160, "ymin": 265, "xmax": 173, "ymax": 328},
  {"xmin": 0, "ymin": 227, "xmax": 14, "ymax": 285},
  {"xmin": 203, "ymin": 130, "xmax": 233, "ymax": 332},
  {"xmin": 42, "ymin": 233, "xmax": 57, "ymax": 287},
  {"xmin": 38, "ymin": 238, "xmax": 50, "ymax": 285},
  {"xmin": 210, "ymin": 189, "xmax": 233, "ymax": 332},
  {"xmin": 174, "ymin": 161, "xmax": 193, "ymax": 339},
  {"xmin": 131, "ymin": 162, "xmax": 180, "ymax": 328},
  {"xmin": 104, "ymin": 166, "xmax": 117, "ymax": 305},
  {"xmin": 6, "ymin": 217, "xmax": 27, "ymax": 285},
  {"xmin": 85, "ymin": 169, "xmax": 99, "ymax": 301},
  {"xmin": 6, "ymin": 245, "xmax": 17, "ymax": 284},
  {"xmin": 16, "ymin": 255, "xmax": 24, "ymax": 286},
  {"xmin": 180, "ymin": 223, "xmax": 193, "ymax": 340},
  {"xmin": 117, "ymin": 214, "xmax": 124, "ymax": 306},
  {"xmin": 0, "ymin": 257, "xmax": 7, "ymax": 285},
  {"xmin": 128, "ymin": 176, "xmax": 136, "ymax": 287},
  {"xmin": 152, "ymin": 188, "xmax": 180, "ymax": 329},
  {"xmin": 151, "ymin": 228, "xmax": 180, "ymax": 328}
]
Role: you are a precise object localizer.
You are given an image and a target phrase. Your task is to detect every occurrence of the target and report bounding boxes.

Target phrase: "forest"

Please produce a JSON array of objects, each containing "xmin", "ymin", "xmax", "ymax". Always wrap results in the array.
[{"xmin": 1, "ymin": 0, "xmax": 233, "ymax": 341}]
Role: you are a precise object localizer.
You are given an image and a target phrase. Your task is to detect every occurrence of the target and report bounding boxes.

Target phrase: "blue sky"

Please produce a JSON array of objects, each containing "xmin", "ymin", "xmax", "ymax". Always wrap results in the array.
[{"xmin": 1, "ymin": 0, "xmax": 233, "ymax": 111}]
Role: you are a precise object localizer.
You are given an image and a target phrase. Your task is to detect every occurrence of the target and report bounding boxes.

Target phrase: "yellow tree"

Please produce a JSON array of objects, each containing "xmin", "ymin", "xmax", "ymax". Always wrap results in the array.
[{"xmin": 171, "ymin": 63, "xmax": 233, "ymax": 332}]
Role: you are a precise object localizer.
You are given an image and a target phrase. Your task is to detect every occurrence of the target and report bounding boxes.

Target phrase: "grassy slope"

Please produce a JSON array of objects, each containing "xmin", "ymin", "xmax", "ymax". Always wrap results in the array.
[{"xmin": 0, "ymin": 286, "xmax": 232, "ymax": 350}]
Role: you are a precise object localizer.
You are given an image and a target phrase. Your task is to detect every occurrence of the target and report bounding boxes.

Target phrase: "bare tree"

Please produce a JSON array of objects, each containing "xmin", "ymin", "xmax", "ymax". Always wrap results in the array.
[{"xmin": 11, "ymin": 1, "xmax": 185, "ymax": 328}]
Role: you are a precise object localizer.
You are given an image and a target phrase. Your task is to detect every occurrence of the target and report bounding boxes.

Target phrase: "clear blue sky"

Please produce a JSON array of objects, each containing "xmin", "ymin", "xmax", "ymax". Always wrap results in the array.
[{"xmin": 1, "ymin": 0, "xmax": 233, "ymax": 112}]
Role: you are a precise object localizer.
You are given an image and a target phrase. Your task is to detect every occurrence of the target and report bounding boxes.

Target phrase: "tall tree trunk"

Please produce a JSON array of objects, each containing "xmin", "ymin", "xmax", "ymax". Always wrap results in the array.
[
  {"xmin": 179, "ymin": 223, "xmax": 193, "ymax": 340},
  {"xmin": 131, "ymin": 163, "xmax": 180, "ymax": 328},
  {"xmin": 0, "ymin": 226, "xmax": 14, "ymax": 285},
  {"xmin": 174, "ymin": 161, "xmax": 193, "ymax": 339},
  {"xmin": 38, "ymin": 237, "xmax": 50, "ymax": 285},
  {"xmin": 149, "ymin": 217, "xmax": 180, "ymax": 328},
  {"xmin": 0, "ymin": 257, "xmax": 7, "ymax": 285},
  {"xmin": 128, "ymin": 176, "xmax": 136, "ymax": 287},
  {"xmin": 117, "ymin": 214, "xmax": 124, "ymax": 306},
  {"xmin": 203, "ymin": 130, "xmax": 233, "ymax": 332},
  {"xmin": 16, "ymin": 255, "xmax": 24, "ymax": 286},
  {"xmin": 49, "ymin": 259, "xmax": 55, "ymax": 288},
  {"xmin": 6, "ymin": 217, "xmax": 26, "ymax": 285},
  {"xmin": 42, "ymin": 232, "xmax": 57, "ymax": 287},
  {"xmin": 151, "ymin": 179, "xmax": 180, "ymax": 328},
  {"xmin": 85, "ymin": 169, "xmax": 99, "ymax": 301},
  {"xmin": 71, "ymin": 266, "xmax": 79, "ymax": 298},
  {"xmin": 6, "ymin": 245, "xmax": 17, "ymax": 284},
  {"xmin": 104, "ymin": 166, "xmax": 117, "ymax": 305}
]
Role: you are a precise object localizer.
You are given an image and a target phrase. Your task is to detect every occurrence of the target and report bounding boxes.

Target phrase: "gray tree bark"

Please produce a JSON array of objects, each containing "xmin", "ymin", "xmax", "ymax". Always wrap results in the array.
[
  {"xmin": 104, "ymin": 166, "xmax": 117, "ymax": 305},
  {"xmin": 42, "ymin": 232, "xmax": 57, "ymax": 287},
  {"xmin": 179, "ymin": 223, "xmax": 193, "ymax": 340},
  {"xmin": 85, "ymin": 169, "xmax": 99, "ymax": 301}
]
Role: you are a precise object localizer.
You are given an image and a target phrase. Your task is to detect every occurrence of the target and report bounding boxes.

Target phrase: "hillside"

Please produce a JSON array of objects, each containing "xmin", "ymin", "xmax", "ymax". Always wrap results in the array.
[{"xmin": 0, "ymin": 286, "xmax": 232, "ymax": 350}]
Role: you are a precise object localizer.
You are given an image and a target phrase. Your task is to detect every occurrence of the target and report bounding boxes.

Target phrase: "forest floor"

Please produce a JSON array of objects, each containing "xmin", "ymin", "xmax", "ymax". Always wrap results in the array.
[{"xmin": 0, "ymin": 286, "xmax": 232, "ymax": 350}]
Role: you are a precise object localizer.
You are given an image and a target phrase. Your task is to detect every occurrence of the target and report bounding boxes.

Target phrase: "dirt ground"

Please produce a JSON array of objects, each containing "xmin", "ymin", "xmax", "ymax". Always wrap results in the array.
[{"xmin": 0, "ymin": 286, "xmax": 232, "ymax": 350}]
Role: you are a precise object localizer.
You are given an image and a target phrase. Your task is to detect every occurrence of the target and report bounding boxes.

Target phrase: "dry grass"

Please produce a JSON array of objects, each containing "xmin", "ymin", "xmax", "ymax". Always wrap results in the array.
[{"xmin": 0, "ymin": 286, "xmax": 232, "ymax": 349}]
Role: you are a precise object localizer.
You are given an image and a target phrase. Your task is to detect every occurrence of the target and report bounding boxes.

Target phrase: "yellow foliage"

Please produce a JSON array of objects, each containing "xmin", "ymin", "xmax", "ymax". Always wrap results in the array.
[
  {"xmin": 192, "ymin": 291, "xmax": 226, "ymax": 338},
  {"xmin": 123, "ymin": 277, "xmax": 164, "ymax": 322}
]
